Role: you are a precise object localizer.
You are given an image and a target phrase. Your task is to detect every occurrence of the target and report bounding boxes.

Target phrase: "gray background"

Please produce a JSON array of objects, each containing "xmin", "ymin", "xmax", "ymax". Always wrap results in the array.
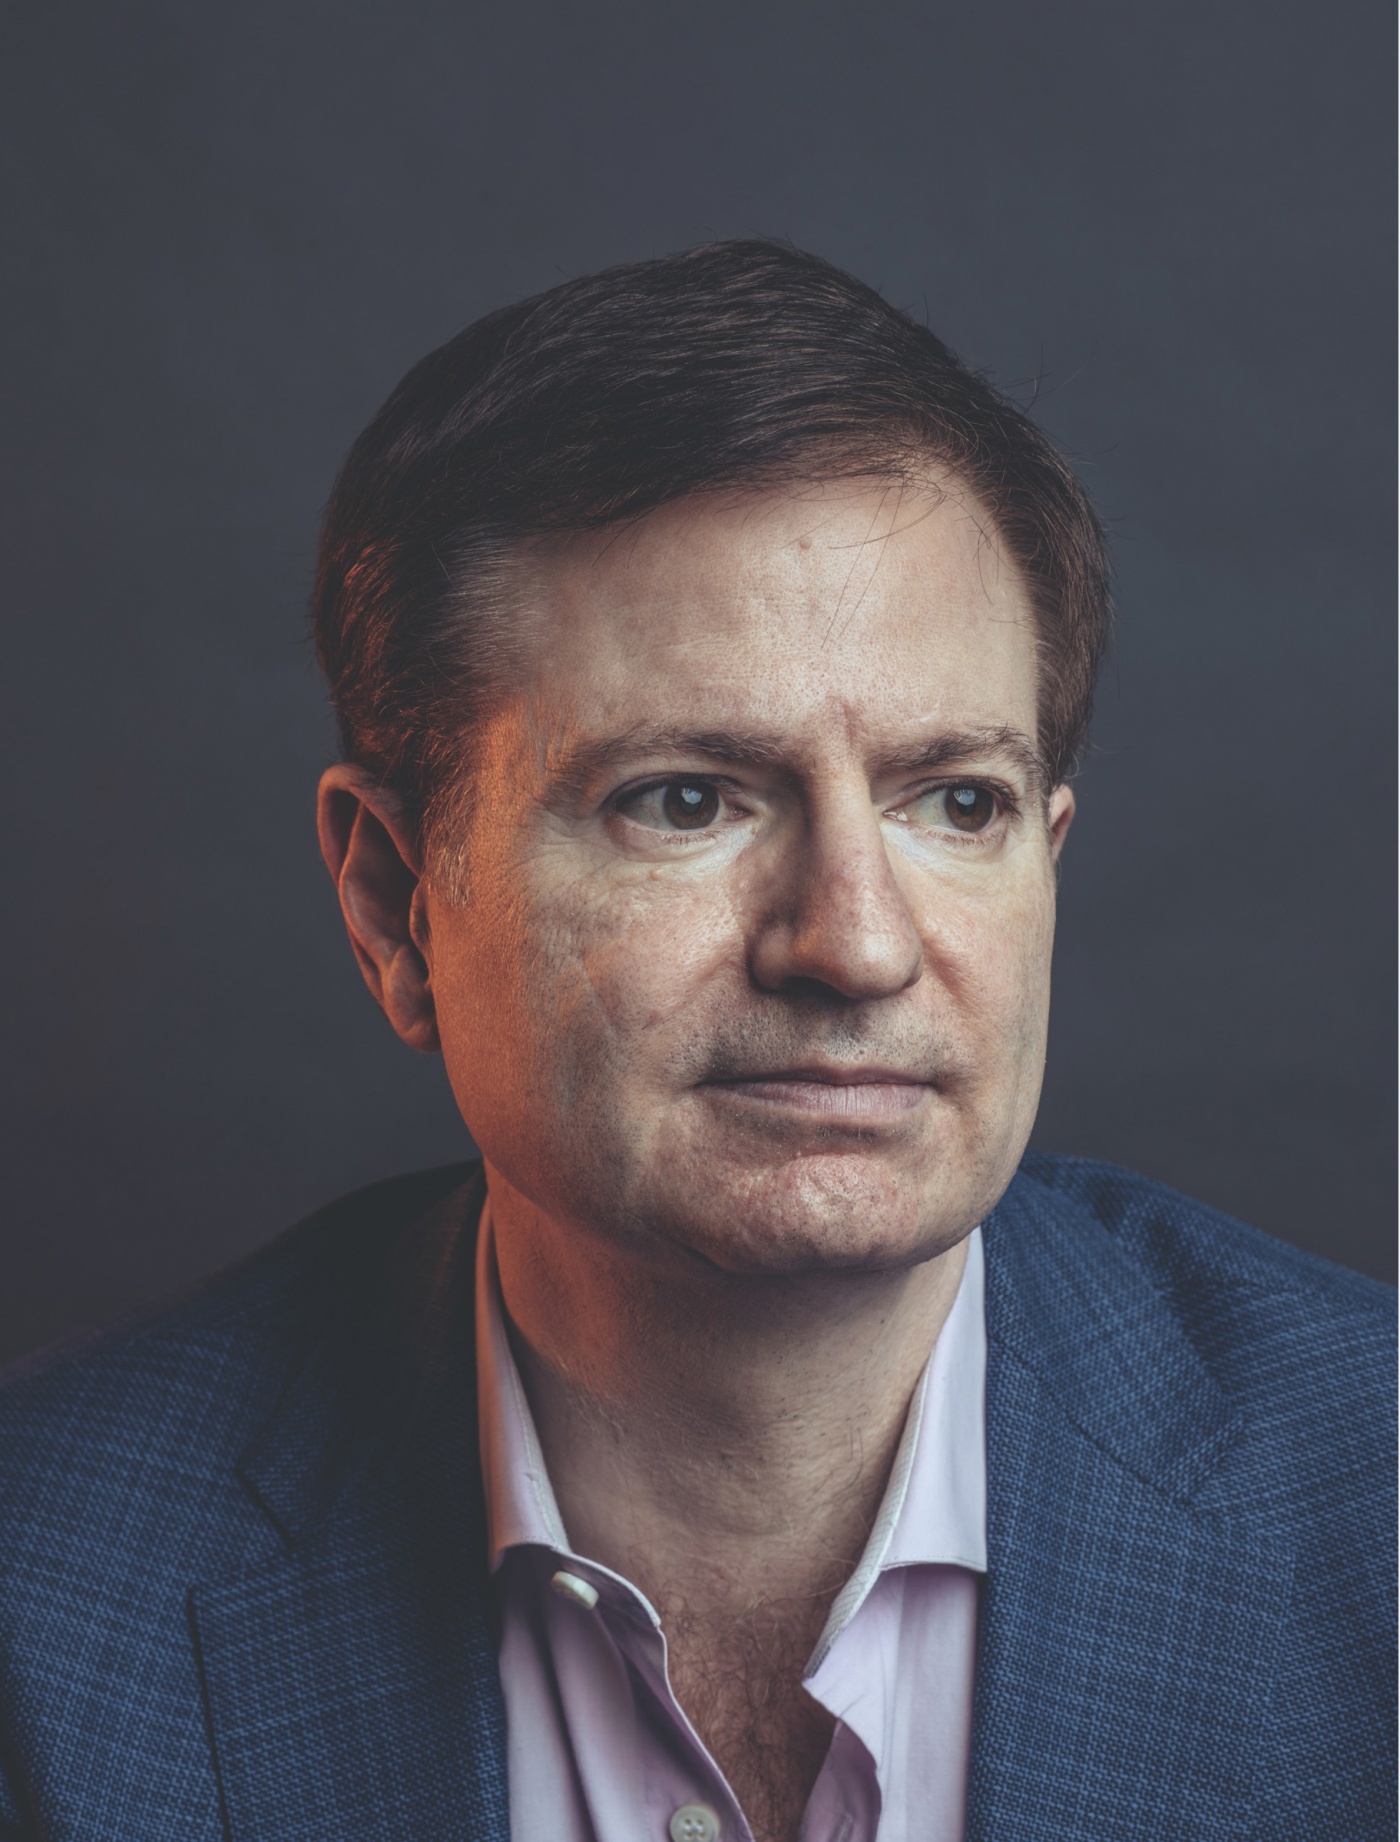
[{"xmin": 3, "ymin": 0, "xmax": 1393, "ymax": 1366}]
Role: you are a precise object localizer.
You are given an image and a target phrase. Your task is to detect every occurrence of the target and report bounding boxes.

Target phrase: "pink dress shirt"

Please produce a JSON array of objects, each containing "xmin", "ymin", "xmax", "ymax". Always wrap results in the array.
[{"xmin": 475, "ymin": 1204, "xmax": 987, "ymax": 1842}]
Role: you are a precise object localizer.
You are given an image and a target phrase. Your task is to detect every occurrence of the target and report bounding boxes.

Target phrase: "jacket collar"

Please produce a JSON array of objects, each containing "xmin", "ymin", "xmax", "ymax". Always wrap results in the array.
[
  {"xmin": 983, "ymin": 1167, "xmax": 1244, "ymax": 1500},
  {"xmin": 968, "ymin": 1168, "xmax": 1292, "ymax": 1841},
  {"xmin": 229, "ymin": 1161, "xmax": 484, "ymax": 1547},
  {"xmin": 192, "ymin": 1163, "xmax": 510, "ymax": 1842}
]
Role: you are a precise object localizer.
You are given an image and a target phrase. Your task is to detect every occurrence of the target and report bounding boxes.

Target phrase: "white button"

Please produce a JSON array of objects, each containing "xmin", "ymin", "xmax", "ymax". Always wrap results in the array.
[
  {"xmin": 549, "ymin": 1569, "xmax": 599, "ymax": 1610},
  {"xmin": 669, "ymin": 1805, "xmax": 721, "ymax": 1842}
]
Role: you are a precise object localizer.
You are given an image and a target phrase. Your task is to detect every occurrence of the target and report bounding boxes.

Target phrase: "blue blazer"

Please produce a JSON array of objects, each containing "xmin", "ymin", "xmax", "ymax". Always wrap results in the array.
[{"xmin": 0, "ymin": 1156, "xmax": 1392, "ymax": 1840}]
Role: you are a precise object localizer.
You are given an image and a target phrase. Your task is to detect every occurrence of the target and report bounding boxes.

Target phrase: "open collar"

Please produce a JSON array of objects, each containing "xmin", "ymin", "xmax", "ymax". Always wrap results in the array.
[{"xmin": 476, "ymin": 1200, "xmax": 988, "ymax": 1590}]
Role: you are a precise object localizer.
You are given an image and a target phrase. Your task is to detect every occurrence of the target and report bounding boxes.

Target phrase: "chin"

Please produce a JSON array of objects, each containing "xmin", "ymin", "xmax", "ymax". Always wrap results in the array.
[{"xmin": 655, "ymin": 1153, "xmax": 975, "ymax": 1278}]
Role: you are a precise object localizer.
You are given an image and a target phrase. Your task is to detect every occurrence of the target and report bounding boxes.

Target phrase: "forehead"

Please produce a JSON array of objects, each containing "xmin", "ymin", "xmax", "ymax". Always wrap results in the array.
[{"xmin": 514, "ymin": 478, "xmax": 1040, "ymax": 750}]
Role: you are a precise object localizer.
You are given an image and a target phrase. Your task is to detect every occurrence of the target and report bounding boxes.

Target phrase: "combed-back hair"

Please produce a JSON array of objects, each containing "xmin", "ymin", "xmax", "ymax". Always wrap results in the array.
[{"xmin": 313, "ymin": 240, "xmax": 1110, "ymax": 859}]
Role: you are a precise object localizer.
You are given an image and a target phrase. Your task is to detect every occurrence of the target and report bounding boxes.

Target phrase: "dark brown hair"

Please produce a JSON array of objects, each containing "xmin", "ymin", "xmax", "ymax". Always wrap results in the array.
[{"xmin": 313, "ymin": 240, "xmax": 1110, "ymax": 854}]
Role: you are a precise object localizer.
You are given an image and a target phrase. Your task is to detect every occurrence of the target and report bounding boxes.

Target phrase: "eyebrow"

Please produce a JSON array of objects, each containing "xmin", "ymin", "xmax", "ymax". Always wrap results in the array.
[
  {"xmin": 546, "ymin": 721, "xmax": 1046, "ymax": 798},
  {"xmin": 891, "ymin": 726, "xmax": 1046, "ymax": 789}
]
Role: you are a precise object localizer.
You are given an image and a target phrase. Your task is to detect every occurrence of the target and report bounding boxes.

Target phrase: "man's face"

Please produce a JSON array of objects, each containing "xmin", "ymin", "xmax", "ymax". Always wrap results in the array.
[{"xmin": 422, "ymin": 478, "xmax": 1072, "ymax": 1277}]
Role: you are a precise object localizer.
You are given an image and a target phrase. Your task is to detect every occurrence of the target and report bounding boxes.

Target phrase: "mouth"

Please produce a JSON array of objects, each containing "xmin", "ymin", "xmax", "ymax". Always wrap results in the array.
[{"xmin": 703, "ymin": 1065, "xmax": 933, "ymax": 1124}]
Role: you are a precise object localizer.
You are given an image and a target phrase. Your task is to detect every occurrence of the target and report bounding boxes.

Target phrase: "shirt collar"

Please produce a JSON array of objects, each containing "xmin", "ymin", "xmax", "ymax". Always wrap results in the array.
[
  {"xmin": 475, "ymin": 1197, "xmax": 570, "ymax": 1564},
  {"xmin": 475, "ymin": 1197, "xmax": 988, "ymax": 1603},
  {"xmin": 806, "ymin": 1224, "xmax": 987, "ymax": 1668}
]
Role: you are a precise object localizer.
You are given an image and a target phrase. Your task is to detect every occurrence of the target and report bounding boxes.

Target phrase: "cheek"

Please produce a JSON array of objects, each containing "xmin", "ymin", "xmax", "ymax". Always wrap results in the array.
[
  {"xmin": 916, "ymin": 867, "xmax": 1056, "ymax": 1052},
  {"xmin": 433, "ymin": 828, "xmax": 747, "ymax": 1117},
  {"xmin": 565, "ymin": 875, "xmax": 745, "ymax": 1045}
]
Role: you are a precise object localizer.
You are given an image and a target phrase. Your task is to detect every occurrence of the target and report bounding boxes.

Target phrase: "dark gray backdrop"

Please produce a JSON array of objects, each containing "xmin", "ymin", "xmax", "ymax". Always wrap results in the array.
[{"xmin": 3, "ymin": 0, "xmax": 1393, "ymax": 1365}]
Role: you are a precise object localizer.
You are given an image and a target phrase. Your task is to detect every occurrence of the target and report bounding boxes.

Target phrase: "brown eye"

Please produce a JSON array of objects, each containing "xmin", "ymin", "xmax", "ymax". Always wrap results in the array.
[
  {"xmin": 661, "ymin": 780, "xmax": 720, "ymax": 829},
  {"xmin": 945, "ymin": 785, "xmax": 997, "ymax": 832}
]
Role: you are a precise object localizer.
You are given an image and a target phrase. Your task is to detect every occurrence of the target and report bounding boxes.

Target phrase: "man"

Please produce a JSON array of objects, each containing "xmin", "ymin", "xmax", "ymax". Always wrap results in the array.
[{"xmin": 0, "ymin": 243, "xmax": 1391, "ymax": 1842}]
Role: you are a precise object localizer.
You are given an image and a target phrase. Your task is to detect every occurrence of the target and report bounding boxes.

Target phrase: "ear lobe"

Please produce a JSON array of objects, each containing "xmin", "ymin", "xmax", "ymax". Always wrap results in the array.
[{"xmin": 316, "ymin": 765, "xmax": 441, "ymax": 1054}]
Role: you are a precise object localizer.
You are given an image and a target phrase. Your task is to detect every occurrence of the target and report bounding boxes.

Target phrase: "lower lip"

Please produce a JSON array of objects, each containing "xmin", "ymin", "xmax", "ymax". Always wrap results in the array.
[{"xmin": 709, "ymin": 1079, "xmax": 930, "ymax": 1123}]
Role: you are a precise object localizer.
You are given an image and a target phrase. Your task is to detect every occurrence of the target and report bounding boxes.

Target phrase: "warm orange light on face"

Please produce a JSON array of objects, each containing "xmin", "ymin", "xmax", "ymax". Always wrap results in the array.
[{"xmin": 420, "ymin": 480, "xmax": 1066, "ymax": 1284}]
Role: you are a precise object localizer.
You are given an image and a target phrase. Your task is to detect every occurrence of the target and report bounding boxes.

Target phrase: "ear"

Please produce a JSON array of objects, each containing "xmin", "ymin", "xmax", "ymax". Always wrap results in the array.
[
  {"xmin": 1048, "ymin": 783, "xmax": 1076, "ymax": 863},
  {"xmin": 317, "ymin": 764, "xmax": 440, "ymax": 1053}
]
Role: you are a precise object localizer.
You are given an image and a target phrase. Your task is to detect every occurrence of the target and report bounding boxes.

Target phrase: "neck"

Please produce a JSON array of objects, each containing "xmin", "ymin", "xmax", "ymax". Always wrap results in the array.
[{"xmin": 486, "ymin": 1165, "xmax": 968, "ymax": 1618}]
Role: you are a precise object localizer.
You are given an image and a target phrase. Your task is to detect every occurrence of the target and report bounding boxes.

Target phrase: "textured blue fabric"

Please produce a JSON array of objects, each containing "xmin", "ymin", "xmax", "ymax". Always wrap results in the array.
[{"xmin": 0, "ymin": 1154, "xmax": 1392, "ymax": 1839}]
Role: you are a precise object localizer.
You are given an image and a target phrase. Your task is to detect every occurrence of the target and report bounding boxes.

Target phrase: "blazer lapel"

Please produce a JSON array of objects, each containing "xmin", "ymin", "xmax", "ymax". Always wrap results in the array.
[
  {"xmin": 968, "ymin": 1173, "xmax": 1293, "ymax": 1842},
  {"xmin": 190, "ymin": 1167, "xmax": 510, "ymax": 1842}
]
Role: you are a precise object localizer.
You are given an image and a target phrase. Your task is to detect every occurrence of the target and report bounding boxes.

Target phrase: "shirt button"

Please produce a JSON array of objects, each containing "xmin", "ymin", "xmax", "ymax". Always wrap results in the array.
[
  {"xmin": 669, "ymin": 1805, "xmax": 721, "ymax": 1842},
  {"xmin": 549, "ymin": 1570, "xmax": 599, "ymax": 1610}
]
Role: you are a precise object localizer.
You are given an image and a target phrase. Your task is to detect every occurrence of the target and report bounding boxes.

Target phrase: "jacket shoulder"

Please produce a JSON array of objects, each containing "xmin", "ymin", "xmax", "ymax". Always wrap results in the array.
[
  {"xmin": 0, "ymin": 1163, "xmax": 477, "ymax": 1535},
  {"xmin": 1019, "ymin": 1150, "xmax": 1394, "ymax": 1315}
]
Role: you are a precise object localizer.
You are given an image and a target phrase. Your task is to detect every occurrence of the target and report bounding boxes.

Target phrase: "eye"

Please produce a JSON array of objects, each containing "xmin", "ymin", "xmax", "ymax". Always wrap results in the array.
[
  {"xmin": 943, "ymin": 785, "xmax": 998, "ymax": 832},
  {"xmin": 895, "ymin": 782, "xmax": 1004, "ymax": 834},
  {"xmin": 663, "ymin": 780, "xmax": 720, "ymax": 829},
  {"xmin": 620, "ymin": 778, "xmax": 724, "ymax": 831}
]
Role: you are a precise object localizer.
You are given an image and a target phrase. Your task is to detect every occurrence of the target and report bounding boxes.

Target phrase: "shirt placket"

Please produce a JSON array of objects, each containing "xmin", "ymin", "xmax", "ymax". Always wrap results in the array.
[
  {"xmin": 609, "ymin": 1587, "xmax": 755, "ymax": 1842},
  {"xmin": 543, "ymin": 1553, "xmax": 754, "ymax": 1842}
]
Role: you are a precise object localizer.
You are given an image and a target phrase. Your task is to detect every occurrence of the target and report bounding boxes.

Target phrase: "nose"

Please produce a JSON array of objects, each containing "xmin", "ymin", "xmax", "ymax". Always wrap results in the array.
[{"xmin": 748, "ymin": 792, "xmax": 924, "ymax": 1000}]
